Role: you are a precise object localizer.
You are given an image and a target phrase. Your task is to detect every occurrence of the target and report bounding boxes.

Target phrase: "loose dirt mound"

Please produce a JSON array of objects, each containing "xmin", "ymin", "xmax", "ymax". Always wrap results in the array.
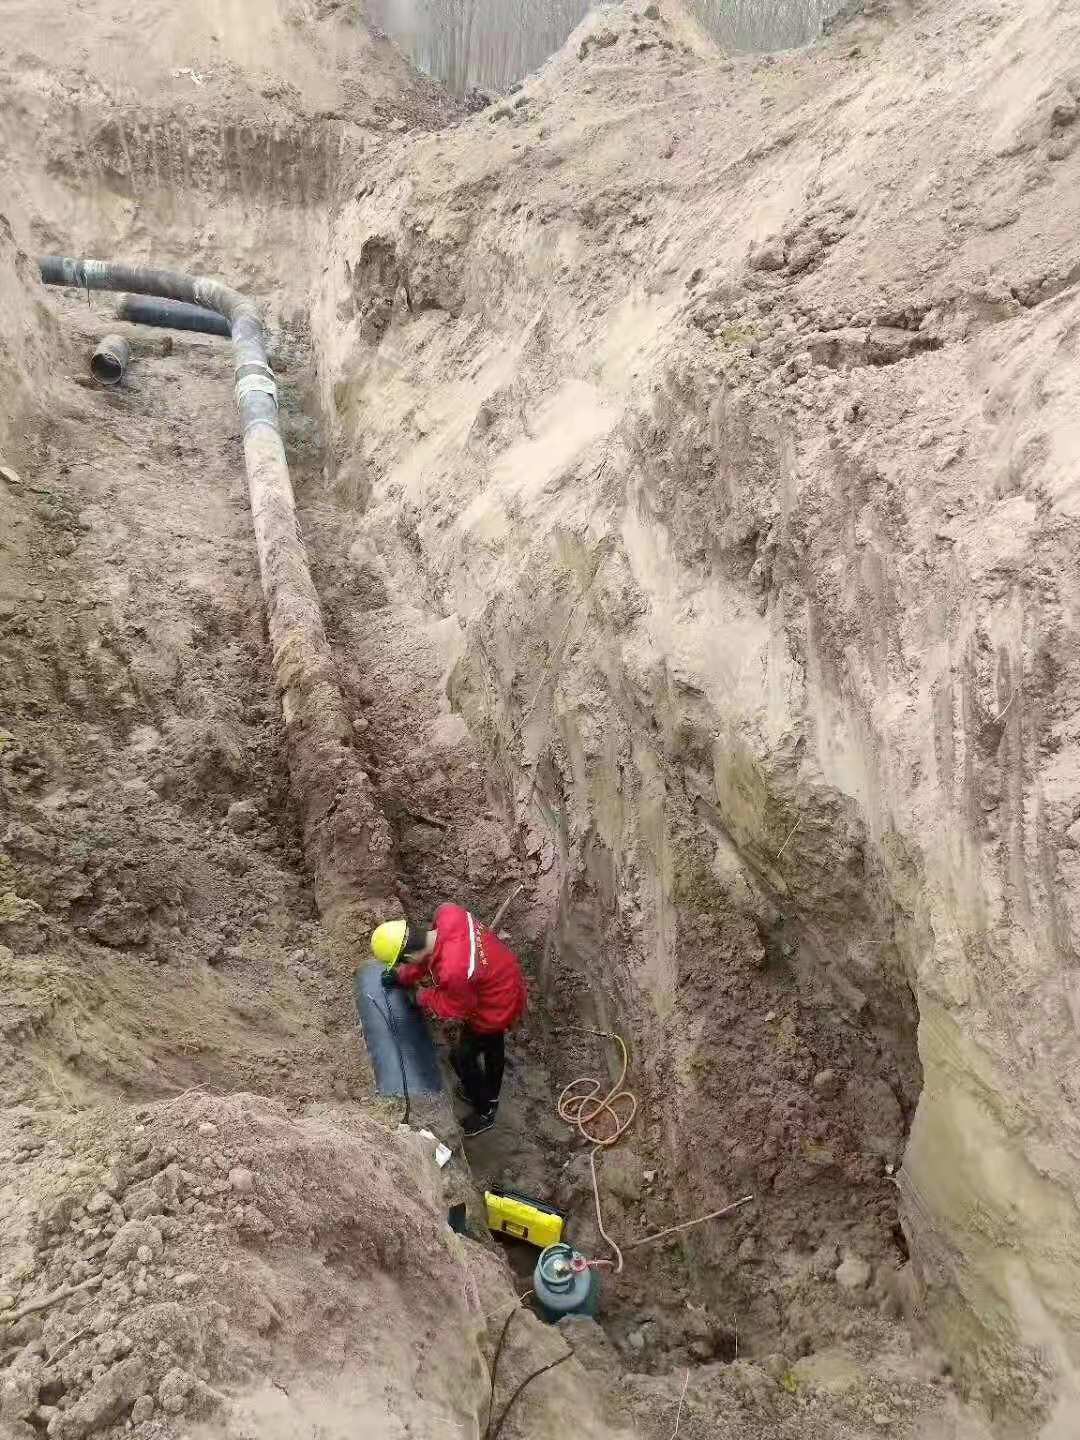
[{"xmin": 0, "ymin": 1090, "xmax": 581, "ymax": 1440}]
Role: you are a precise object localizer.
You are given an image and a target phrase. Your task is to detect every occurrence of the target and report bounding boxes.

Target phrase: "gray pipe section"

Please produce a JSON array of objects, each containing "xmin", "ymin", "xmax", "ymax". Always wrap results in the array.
[
  {"xmin": 40, "ymin": 256, "xmax": 283, "ymax": 598},
  {"xmin": 39, "ymin": 257, "xmax": 275, "ymax": 419},
  {"xmin": 91, "ymin": 334, "xmax": 130, "ymax": 386},
  {"xmin": 37, "ymin": 254, "xmax": 396, "ymax": 922},
  {"xmin": 354, "ymin": 964, "xmax": 443, "ymax": 1099},
  {"xmin": 116, "ymin": 294, "xmax": 231, "ymax": 338}
]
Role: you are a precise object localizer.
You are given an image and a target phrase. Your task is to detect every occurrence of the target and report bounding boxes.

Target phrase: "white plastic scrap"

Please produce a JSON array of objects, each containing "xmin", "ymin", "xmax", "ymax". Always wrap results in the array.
[{"xmin": 418, "ymin": 1128, "xmax": 453, "ymax": 1169}]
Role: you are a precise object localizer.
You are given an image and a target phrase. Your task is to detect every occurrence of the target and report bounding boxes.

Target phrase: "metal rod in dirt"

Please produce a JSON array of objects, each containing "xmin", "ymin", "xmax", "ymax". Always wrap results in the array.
[
  {"xmin": 488, "ymin": 883, "xmax": 523, "ymax": 931},
  {"xmin": 624, "ymin": 1195, "xmax": 754, "ymax": 1250},
  {"xmin": 39, "ymin": 255, "xmax": 394, "ymax": 923},
  {"xmin": 116, "ymin": 293, "xmax": 231, "ymax": 337}
]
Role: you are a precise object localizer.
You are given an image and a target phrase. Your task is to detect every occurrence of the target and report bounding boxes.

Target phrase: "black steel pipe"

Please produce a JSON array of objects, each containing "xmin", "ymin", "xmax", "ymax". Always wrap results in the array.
[
  {"xmin": 39, "ymin": 256, "xmax": 280, "ymax": 472},
  {"xmin": 90, "ymin": 333, "xmax": 130, "ymax": 386},
  {"xmin": 37, "ymin": 254, "xmax": 395, "ymax": 921},
  {"xmin": 39, "ymin": 257, "xmax": 271, "ymax": 396},
  {"xmin": 116, "ymin": 294, "xmax": 230, "ymax": 338}
]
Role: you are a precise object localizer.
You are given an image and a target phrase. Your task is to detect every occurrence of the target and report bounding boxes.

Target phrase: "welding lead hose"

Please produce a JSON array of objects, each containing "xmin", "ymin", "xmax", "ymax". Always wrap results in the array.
[
  {"xmin": 558, "ymin": 1029, "xmax": 638, "ymax": 1273},
  {"xmin": 38, "ymin": 256, "xmax": 395, "ymax": 921},
  {"xmin": 558, "ymin": 1030, "xmax": 753, "ymax": 1272}
]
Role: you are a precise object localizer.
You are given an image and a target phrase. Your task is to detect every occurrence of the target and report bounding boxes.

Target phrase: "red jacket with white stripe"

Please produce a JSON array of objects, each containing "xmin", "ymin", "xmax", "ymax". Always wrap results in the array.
[{"xmin": 396, "ymin": 904, "xmax": 527, "ymax": 1034}]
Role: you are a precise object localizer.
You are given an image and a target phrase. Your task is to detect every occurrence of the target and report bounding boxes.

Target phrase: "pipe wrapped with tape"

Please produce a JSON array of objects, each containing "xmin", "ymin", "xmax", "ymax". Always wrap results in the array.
[{"xmin": 38, "ymin": 254, "xmax": 395, "ymax": 922}]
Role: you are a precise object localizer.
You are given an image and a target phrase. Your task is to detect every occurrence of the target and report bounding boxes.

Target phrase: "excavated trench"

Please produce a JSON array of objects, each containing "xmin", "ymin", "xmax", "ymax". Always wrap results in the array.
[
  {"xmin": 0, "ymin": 0, "xmax": 921, "ymax": 1372},
  {"xmin": 11, "ymin": 0, "xmax": 1080, "ymax": 1436},
  {"xmin": 2, "ymin": 221, "xmax": 918, "ymax": 1378}
]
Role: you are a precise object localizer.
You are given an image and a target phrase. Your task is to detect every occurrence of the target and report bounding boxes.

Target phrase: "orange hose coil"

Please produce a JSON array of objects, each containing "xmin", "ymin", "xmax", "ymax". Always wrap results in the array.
[{"xmin": 557, "ymin": 1028, "xmax": 638, "ymax": 1273}]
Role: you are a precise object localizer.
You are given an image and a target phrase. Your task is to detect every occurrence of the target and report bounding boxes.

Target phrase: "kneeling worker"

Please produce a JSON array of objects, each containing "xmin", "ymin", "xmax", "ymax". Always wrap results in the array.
[{"xmin": 371, "ymin": 904, "xmax": 527, "ymax": 1137}]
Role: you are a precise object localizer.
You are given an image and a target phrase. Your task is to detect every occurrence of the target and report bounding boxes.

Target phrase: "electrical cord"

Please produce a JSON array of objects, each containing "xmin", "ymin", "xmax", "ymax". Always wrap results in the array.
[
  {"xmin": 484, "ymin": 1302, "xmax": 520, "ymax": 1437},
  {"xmin": 556, "ymin": 1029, "xmax": 752, "ymax": 1271},
  {"xmin": 484, "ymin": 1302, "xmax": 572, "ymax": 1440},
  {"xmin": 557, "ymin": 1028, "xmax": 638, "ymax": 1146},
  {"xmin": 557, "ymin": 1028, "xmax": 638, "ymax": 1273},
  {"xmin": 489, "ymin": 1352, "xmax": 572, "ymax": 1440}
]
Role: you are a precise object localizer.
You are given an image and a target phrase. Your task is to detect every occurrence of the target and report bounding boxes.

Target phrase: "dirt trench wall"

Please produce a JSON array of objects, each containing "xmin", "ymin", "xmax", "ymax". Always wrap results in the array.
[
  {"xmin": 0, "ymin": 222, "xmax": 60, "ymax": 467},
  {"xmin": 0, "ymin": 0, "xmax": 461, "ymax": 312},
  {"xmin": 313, "ymin": 0, "xmax": 1080, "ymax": 1420}
]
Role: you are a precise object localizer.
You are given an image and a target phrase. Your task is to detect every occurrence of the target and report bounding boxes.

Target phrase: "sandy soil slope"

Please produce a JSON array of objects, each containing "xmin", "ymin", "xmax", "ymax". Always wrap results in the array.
[{"xmin": 312, "ymin": 0, "xmax": 1080, "ymax": 1426}]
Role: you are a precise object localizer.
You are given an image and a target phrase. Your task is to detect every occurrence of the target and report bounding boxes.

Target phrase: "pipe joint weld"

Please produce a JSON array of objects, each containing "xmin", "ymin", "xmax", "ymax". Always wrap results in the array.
[{"xmin": 235, "ymin": 372, "xmax": 279, "ymax": 410}]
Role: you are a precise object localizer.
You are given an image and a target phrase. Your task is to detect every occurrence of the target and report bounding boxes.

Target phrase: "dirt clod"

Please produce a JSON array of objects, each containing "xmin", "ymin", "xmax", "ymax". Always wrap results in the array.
[
  {"xmin": 51, "ymin": 1355, "xmax": 146, "ymax": 1439},
  {"xmin": 835, "ymin": 1254, "xmax": 872, "ymax": 1293},
  {"xmin": 130, "ymin": 1394, "xmax": 154, "ymax": 1424},
  {"xmin": 225, "ymin": 802, "xmax": 258, "ymax": 835}
]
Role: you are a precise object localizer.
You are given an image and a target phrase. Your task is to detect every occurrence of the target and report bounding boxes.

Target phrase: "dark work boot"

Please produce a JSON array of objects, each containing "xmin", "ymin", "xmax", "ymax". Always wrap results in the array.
[{"xmin": 461, "ymin": 1107, "xmax": 497, "ymax": 1139}]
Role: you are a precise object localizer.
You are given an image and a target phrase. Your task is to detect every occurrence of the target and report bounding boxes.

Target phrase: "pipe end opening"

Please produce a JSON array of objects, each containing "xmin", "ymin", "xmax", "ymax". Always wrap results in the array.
[{"xmin": 90, "ymin": 352, "xmax": 124, "ymax": 386}]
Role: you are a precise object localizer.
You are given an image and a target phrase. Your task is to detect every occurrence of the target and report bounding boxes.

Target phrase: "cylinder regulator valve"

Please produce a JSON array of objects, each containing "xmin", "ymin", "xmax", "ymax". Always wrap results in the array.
[{"xmin": 533, "ymin": 1243, "xmax": 600, "ymax": 1323}]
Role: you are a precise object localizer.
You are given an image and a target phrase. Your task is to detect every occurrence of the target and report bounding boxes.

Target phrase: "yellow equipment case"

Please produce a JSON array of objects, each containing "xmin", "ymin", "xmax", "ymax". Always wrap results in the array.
[{"xmin": 484, "ymin": 1188, "xmax": 565, "ymax": 1249}]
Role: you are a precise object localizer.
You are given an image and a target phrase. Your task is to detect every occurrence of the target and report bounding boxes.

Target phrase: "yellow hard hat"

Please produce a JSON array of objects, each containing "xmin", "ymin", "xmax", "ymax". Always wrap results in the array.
[{"xmin": 371, "ymin": 918, "xmax": 408, "ymax": 968}]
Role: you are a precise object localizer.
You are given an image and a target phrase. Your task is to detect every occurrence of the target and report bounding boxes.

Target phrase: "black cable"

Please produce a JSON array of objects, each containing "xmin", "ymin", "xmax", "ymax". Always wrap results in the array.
[
  {"xmin": 368, "ymin": 990, "xmax": 411, "ymax": 1127},
  {"xmin": 489, "ymin": 1355, "xmax": 572, "ymax": 1440},
  {"xmin": 484, "ymin": 1307, "xmax": 518, "ymax": 1439},
  {"xmin": 484, "ymin": 1307, "xmax": 572, "ymax": 1440}
]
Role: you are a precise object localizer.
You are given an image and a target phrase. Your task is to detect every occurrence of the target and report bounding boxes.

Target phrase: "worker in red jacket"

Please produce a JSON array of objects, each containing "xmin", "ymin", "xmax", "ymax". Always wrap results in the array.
[{"xmin": 371, "ymin": 904, "xmax": 527, "ymax": 1137}]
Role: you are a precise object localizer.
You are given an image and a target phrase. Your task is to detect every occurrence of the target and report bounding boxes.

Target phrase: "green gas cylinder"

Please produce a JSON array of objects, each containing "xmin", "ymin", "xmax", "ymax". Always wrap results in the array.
[{"xmin": 533, "ymin": 1243, "xmax": 600, "ymax": 1323}]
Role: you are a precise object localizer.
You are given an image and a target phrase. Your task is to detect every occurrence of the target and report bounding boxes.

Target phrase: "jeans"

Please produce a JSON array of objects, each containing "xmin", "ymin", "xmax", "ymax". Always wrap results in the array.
[{"xmin": 452, "ymin": 1027, "xmax": 505, "ymax": 1113}]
